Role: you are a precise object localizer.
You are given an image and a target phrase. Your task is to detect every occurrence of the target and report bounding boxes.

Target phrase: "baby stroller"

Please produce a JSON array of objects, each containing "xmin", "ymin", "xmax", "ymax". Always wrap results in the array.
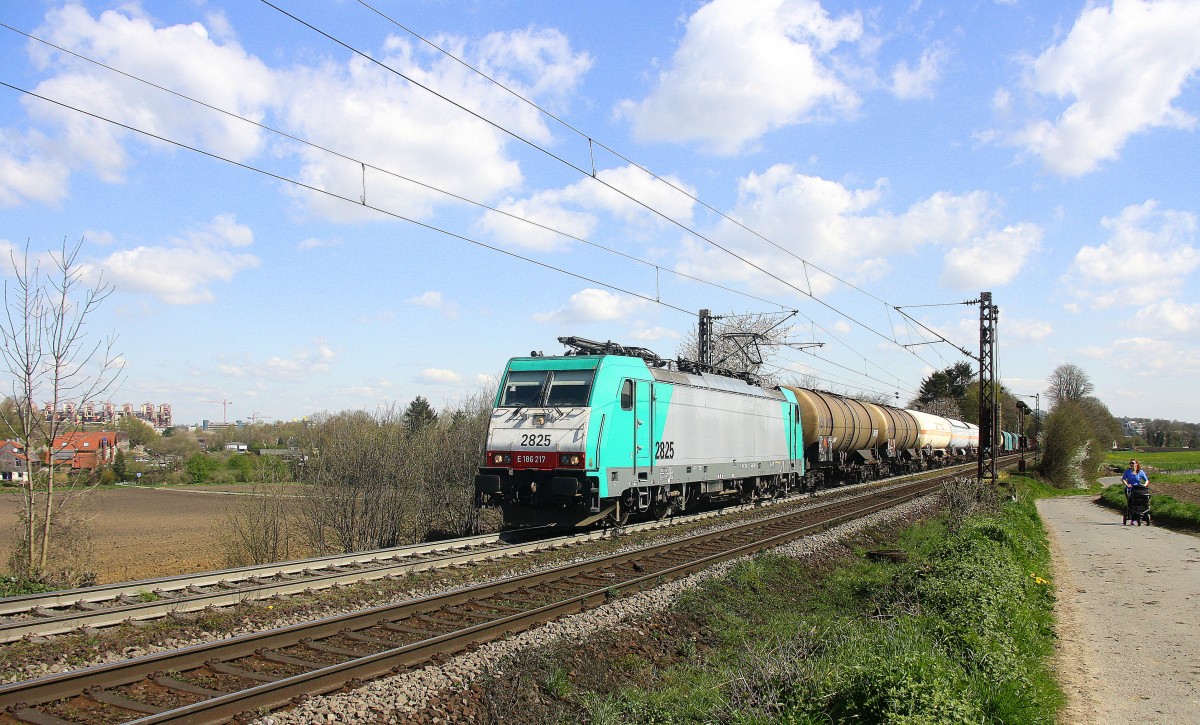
[{"xmin": 1123, "ymin": 486, "xmax": 1152, "ymax": 526}]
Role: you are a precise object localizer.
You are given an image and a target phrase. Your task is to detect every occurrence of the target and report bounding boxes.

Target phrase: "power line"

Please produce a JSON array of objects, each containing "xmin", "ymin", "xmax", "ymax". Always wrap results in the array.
[
  {"xmin": 0, "ymin": 20, "xmax": 799, "ymax": 317},
  {"xmin": 0, "ymin": 79, "xmax": 699, "ymax": 318},
  {"xmin": 353, "ymin": 0, "xmax": 897, "ymax": 309},
  {"xmin": 4, "ymin": 9, "xmax": 981, "ymax": 393},
  {"xmin": 4, "ymin": 16, "xmax": 956, "ymax": 390},
  {"xmin": 259, "ymin": 1, "xmax": 948, "ymax": 373}
]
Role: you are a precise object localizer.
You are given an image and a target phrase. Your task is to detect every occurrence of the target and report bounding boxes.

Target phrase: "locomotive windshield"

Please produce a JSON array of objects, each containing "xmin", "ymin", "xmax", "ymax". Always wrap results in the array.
[{"xmin": 498, "ymin": 369, "xmax": 595, "ymax": 407}]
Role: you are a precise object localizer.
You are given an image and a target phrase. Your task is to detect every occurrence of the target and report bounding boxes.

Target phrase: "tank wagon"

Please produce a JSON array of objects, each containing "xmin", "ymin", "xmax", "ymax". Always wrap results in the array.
[{"xmin": 476, "ymin": 339, "xmax": 991, "ymax": 528}]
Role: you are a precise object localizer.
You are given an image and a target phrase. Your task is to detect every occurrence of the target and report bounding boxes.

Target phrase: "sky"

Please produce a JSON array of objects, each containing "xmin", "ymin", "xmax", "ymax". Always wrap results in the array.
[{"xmin": 1, "ymin": 0, "xmax": 1198, "ymax": 426}]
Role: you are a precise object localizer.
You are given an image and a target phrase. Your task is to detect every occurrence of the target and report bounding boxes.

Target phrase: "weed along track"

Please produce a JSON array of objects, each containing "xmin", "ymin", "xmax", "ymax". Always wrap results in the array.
[{"xmin": 0, "ymin": 473, "xmax": 958, "ymax": 725}]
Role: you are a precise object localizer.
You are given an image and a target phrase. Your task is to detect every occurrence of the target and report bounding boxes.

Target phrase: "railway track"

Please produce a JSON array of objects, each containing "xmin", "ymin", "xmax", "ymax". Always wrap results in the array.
[
  {"xmin": 0, "ymin": 470, "xmax": 967, "ymax": 724},
  {"xmin": 0, "ymin": 459, "xmax": 1003, "ymax": 645}
]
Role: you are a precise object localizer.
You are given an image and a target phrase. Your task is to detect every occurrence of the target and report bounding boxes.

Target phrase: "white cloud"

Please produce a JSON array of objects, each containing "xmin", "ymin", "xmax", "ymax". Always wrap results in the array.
[
  {"xmin": 25, "ymin": 5, "xmax": 278, "ymax": 183},
  {"xmin": 418, "ymin": 368, "xmax": 463, "ymax": 385},
  {"xmin": 1004, "ymin": 0, "xmax": 1200, "ymax": 176},
  {"xmin": 298, "ymin": 237, "xmax": 340, "ymax": 250},
  {"xmin": 615, "ymin": 0, "xmax": 863, "ymax": 155},
  {"xmin": 1065, "ymin": 200, "xmax": 1198, "ymax": 308},
  {"xmin": 674, "ymin": 165, "xmax": 1026, "ymax": 298},
  {"xmin": 628, "ymin": 325, "xmax": 681, "ymax": 342},
  {"xmin": 532, "ymin": 288, "xmax": 646, "ymax": 325},
  {"xmin": 1005, "ymin": 318, "xmax": 1053, "ymax": 342},
  {"xmin": 10, "ymin": 7, "xmax": 592, "ymax": 225},
  {"xmin": 219, "ymin": 340, "xmax": 336, "ymax": 381},
  {"xmin": 0, "ymin": 129, "xmax": 71, "ymax": 206},
  {"xmin": 1130, "ymin": 299, "xmax": 1200, "ymax": 333},
  {"xmin": 406, "ymin": 291, "xmax": 460, "ymax": 318},
  {"xmin": 280, "ymin": 29, "xmax": 590, "ymax": 221},
  {"xmin": 477, "ymin": 164, "xmax": 696, "ymax": 251},
  {"xmin": 940, "ymin": 222, "xmax": 1043, "ymax": 290},
  {"xmin": 892, "ymin": 43, "xmax": 949, "ymax": 100},
  {"xmin": 89, "ymin": 214, "xmax": 261, "ymax": 304}
]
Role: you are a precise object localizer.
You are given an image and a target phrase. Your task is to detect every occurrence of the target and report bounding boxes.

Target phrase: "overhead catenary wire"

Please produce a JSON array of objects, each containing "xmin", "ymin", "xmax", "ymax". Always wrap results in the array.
[
  {"xmin": 0, "ymin": 80, "xmax": 699, "ymax": 319},
  {"xmin": 352, "ymin": 0, "xmax": 898, "ymax": 309},
  {"xmin": 2, "ymin": 6, "xmax": 976, "ymax": 395},
  {"xmin": 259, "ymin": 0, "xmax": 948, "ymax": 376},
  {"xmin": 0, "ymin": 20, "xmax": 800, "ymax": 316},
  {"xmin": 0, "ymin": 74, "xmax": 918, "ymax": 400},
  {"xmin": 0, "ymin": 21, "xmax": 952, "ymax": 397}
]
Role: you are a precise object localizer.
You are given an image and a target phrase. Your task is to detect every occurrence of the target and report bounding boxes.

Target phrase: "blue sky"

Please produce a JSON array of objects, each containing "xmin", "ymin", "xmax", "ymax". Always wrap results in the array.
[{"xmin": 1, "ymin": 0, "xmax": 1198, "ymax": 426}]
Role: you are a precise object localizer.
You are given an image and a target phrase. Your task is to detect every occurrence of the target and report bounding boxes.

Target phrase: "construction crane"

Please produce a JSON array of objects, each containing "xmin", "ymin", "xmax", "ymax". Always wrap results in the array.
[
  {"xmin": 201, "ymin": 398, "xmax": 233, "ymax": 425},
  {"xmin": 248, "ymin": 412, "xmax": 272, "ymax": 424}
]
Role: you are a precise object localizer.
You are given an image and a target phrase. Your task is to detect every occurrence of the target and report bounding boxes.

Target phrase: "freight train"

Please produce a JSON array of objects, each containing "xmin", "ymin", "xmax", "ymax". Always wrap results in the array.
[{"xmin": 474, "ymin": 339, "xmax": 1000, "ymax": 528}]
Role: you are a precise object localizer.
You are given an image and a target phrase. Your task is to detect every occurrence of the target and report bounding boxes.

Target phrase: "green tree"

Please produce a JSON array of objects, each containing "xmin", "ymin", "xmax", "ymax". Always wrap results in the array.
[
  {"xmin": 116, "ymin": 415, "xmax": 157, "ymax": 447},
  {"xmin": 227, "ymin": 453, "xmax": 254, "ymax": 482},
  {"xmin": 913, "ymin": 362, "xmax": 974, "ymax": 405},
  {"xmin": 403, "ymin": 396, "xmax": 438, "ymax": 435},
  {"xmin": 185, "ymin": 453, "xmax": 220, "ymax": 484},
  {"xmin": 111, "ymin": 449, "xmax": 129, "ymax": 482}
]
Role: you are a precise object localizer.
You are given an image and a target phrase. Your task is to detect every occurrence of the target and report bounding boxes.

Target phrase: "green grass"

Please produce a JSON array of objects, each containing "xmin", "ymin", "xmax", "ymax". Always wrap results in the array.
[
  {"xmin": 484, "ymin": 487, "xmax": 1064, "ymax": 724},
  {"xmin": 1098, "ymin": 483, "xmax": 1200, "ymax": 530},
  {"xmin": 0, "ymin": 576, "xmax": 54, "ymax": 598},
  {"xmin": 1104, "ymin": 450, "xmax": 1200, "ymax": 471}
]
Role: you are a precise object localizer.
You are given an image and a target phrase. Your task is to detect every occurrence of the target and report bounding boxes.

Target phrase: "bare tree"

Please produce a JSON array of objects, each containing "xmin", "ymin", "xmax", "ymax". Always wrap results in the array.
[
  {"xmin": 1046, "ymin": 363, "xmax": 1094, "ymax": 408},
  {"xmin": 676, "ymin": 311, "xmax": 797, "ymax": 384},
  {"xmin": 1, "ymin": 239, "xmax": 120, "ymax": 583}
]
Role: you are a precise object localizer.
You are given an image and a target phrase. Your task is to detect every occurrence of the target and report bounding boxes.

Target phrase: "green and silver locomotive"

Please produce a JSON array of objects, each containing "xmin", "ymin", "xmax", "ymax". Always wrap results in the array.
[{"xmin": 475, "ymin": 338, "xmax": 805, "ymax": 528}]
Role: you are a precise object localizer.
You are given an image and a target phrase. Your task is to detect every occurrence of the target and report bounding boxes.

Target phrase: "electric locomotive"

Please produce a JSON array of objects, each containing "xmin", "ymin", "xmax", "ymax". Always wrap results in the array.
[{"xmin": 474, "ymin": 338, "xmax": 804, "ymax": 528}]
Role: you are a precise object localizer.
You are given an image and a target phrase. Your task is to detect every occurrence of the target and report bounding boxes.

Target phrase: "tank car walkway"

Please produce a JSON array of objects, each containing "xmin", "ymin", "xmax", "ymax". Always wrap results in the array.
[{"xmin": 1037, "ymin": 495, "xmax": 1200, "ymax": 724}]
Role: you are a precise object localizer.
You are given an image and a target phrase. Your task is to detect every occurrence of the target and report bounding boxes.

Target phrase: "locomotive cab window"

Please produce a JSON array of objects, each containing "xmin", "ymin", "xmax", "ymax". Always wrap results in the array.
[
  {"xmin": 620, "ymin": 379, "xmax": 634, "ymax": 410},
  {"xmin": 499, "ymin": 369, "xmax": 595, "ymax": 407},
  {"xmin": 546, "ymin": 369, "xmax": 595, "ymax": 407}
]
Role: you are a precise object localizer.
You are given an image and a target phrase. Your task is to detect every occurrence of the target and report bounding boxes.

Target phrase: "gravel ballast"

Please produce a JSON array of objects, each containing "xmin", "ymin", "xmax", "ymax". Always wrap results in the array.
[{"xmin": 258, "ymin": 494, "xmax": 941, "ymax": 724}]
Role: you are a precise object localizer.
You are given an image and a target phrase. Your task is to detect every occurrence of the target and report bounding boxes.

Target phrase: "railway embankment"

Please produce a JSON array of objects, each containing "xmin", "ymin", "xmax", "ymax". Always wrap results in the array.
[{"xmin": 378, "ymin": 478, "xmax": 1063, "ymax": 724}]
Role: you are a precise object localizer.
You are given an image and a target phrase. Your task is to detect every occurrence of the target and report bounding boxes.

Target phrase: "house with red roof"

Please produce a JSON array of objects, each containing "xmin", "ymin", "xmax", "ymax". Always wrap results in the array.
[{"xmin": 45, "ymin": 431, "xmax": 119, "ymax": 470}]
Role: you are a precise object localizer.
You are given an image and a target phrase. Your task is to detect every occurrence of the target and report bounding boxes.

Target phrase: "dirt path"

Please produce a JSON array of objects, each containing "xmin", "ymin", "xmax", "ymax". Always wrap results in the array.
[{"xmin": 1038, "ymin": 495, "xmax": 1200, "ymax": 724}]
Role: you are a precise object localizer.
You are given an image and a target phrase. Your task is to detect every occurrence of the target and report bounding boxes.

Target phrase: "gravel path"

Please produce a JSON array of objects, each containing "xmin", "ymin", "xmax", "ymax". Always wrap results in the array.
[{"xmin": 1038, "ymin": 495, "xmax": 1200, "ymax": 724}]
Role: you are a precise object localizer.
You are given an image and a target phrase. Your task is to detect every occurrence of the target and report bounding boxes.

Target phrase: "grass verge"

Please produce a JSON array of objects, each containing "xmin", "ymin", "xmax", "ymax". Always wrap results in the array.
[
  {"xmin": 1104, "ymin": 450, "xmax": 1200, "ymax": 472},
  {"xmin": 470, "ymin": 483, "xmax": 1062, "ymax": 724}
]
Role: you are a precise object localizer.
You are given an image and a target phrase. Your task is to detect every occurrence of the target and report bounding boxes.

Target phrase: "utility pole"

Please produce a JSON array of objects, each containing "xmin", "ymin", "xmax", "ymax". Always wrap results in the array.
[
  {"xmin": 698, "ymin": 309, "xmax": 713, "ymax": 372},
  {"xmin": 201, "ymin": 398, "xmax": 233, "ymax": 425},
  {"xmin": 977, "ymin": 292, "xmax": 998, "ymax": 485}
]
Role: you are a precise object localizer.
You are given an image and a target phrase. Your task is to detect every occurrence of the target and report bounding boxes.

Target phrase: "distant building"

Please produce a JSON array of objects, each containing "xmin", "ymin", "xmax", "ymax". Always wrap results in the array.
[
  {"xmin": 45, "ymin": 431, "xmax": 119, "ymax": 470},
  {"xmin": 42, "ymin": 401, "xmax": 172, "ymax": 431},
  {"xmin": 0, "ymin": 440, "xmax": 29, "ymax": 483}
]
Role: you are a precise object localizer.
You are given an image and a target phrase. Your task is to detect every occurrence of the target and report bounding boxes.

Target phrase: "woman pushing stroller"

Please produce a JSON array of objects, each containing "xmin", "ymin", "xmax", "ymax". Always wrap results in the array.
[
  {"xmin": 1122, "ymin": 459, "xmax": 1152, "ymax": 526},
  {"xmin": 1122, "ymin": 458, "xmax": 1149, "ymax": 502}
]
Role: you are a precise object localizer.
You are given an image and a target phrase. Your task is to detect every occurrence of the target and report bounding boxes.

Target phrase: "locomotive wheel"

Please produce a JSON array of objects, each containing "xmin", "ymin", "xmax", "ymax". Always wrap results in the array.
[{"xmin": 651, "ymin": 498, "xmax": 672, "ymax": 520}]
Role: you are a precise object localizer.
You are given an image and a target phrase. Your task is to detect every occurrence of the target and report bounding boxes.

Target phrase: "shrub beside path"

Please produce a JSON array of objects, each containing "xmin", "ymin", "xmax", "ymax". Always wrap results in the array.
[{"xmin": 1037, "ymin": 495, "xmax": 1200, "ymax": 724}]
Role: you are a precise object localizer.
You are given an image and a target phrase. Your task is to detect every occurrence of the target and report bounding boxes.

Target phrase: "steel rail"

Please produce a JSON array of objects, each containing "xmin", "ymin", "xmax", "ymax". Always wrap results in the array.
[
  {"xmin": 0, "ymin": 474, "xmax": 952, "ymax": 724},
  {"xmin": 0, "ymin": 459, "xmax": 992, "ymax": 643}
]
